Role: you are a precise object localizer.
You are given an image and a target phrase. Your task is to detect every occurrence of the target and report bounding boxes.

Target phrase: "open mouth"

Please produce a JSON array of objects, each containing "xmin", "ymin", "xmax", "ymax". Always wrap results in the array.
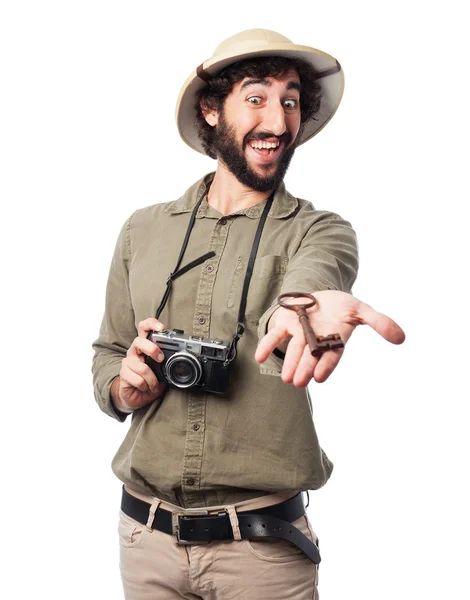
[{"xmin": 247, "ymin": 139, "xmax": 282, "ymax": 160}]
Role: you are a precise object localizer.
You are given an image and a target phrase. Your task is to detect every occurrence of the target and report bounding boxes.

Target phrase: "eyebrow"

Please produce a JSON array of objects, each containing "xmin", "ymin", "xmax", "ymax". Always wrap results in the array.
[{"xmin": 239, "ymin": 78, "xmax": 301, "ymax": 93}]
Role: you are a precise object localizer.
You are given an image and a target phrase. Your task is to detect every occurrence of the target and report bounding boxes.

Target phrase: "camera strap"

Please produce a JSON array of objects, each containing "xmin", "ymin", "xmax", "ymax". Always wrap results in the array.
[
  {"xmin": 226, "ymin": 192, "xmax": 274, "ymax": 364},
  {"xmin": 154, "ymin": 188, "xmax": 275, "ymax": 365},
  {"xmin": 155, "ymin": 191, "xmax": 214, "ymax": 320}
]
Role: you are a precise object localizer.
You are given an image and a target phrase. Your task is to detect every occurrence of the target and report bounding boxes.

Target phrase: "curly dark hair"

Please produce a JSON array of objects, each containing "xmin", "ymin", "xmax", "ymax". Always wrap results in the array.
[{"xmin": 195, "ymin": 56, "xmax": 322, "ymax": 159}]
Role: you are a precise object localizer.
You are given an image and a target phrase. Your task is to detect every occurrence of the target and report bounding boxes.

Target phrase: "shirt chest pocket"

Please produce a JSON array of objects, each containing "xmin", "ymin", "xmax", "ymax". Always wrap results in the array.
[{"xmin": 227, "ymin": 254, "xmax": 288, "ymax": 324}]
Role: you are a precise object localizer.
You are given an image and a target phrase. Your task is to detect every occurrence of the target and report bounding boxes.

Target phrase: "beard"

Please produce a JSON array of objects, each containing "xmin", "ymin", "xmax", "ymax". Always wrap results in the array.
[{"xmin": 212, "ymin": 112, "xmax": 298, "ymax": 192}]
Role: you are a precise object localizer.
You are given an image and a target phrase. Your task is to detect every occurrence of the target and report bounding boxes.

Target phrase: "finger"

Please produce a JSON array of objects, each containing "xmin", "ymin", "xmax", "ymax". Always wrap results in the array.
[
  {"xmin": 255, "ymin": 326, "xmax": 291, "ymax": 363},
  {"xmin": 292, "ymin": 344, "xmax": 319, "ymax": 388},
  {"xmin": 137, "ymin": 318, "xmax": 165, "ymax": 338},
  {"xmin": 128, "ymin": 338, "xmax": 164, "ymax": 362},
  {"xmin": 355, "ymin": 302, "xmax": 406, "ymax": 344},
  {"xmin": 120, "ymin": 364, "xmax": 151, "ymax": 393},
  {"xmin": 281, "ymin": 333, "xmax": 309, "ymax": 384},
  {"xmin": 312, "ymin": 347, "xmax": 344, "ymax": 383},
  {"xmin": 126, "ymin": 357, "xmax": 161, "ymax": 393}
]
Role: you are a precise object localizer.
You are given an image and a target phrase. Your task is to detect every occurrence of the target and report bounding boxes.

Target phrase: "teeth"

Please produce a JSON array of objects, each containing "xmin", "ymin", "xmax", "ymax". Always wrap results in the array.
[{"xmin": 250, "ymin": 141, "xmax": 279, "ymax": 150}]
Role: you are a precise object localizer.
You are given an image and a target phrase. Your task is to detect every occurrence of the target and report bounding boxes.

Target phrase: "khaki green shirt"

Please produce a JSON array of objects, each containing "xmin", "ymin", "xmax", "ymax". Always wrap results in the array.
[{"xmin": 92, "ymin": 173, "xmax": 358, "ymax": 508}]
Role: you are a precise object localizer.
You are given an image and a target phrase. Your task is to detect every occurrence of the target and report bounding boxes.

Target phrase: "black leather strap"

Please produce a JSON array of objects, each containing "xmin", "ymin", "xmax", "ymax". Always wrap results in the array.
[
  {"xmin": 236, "ymin": 193, "xmax": 274, "ymax": 328},
  {"xmin": 171, "ymin": 252, "xmax": 216, "ymax": 281},
  {"xmin": 155, "ymin": 191, "xmax": 207, "ymax": 320},
  {"xmin": 121, "ymin": 487, "xmax": 321, "ymax": 564},
  {"xmin": 225, "ymin": 192, "xmax": 274, "ymax": 364}
]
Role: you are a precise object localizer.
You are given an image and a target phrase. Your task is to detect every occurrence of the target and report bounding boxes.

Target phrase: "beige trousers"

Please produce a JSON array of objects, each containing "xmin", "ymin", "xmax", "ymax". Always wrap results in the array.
[{"xmin": 119, "ymin": 487, "xmax": 320, "ymax": 600}]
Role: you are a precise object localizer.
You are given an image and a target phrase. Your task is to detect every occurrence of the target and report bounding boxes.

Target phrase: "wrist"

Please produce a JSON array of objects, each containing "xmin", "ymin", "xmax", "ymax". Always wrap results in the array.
[
  {"xmin": 111, "ymin": 376, "xmax": 133, "ymax": 414},
  {"xmin": 267, "ymin": 306, "xmax": 281, "ymax": 332},
  {"xmin": 267, "ymin": 308, "xmax": 289, "ymax": 355}
]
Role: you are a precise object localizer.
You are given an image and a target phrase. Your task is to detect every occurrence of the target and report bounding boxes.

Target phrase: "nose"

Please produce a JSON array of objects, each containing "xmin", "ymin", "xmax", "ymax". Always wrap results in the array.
[{"xmin": 262, "ymin": 101, "xmax": 287, "ymax": 137}]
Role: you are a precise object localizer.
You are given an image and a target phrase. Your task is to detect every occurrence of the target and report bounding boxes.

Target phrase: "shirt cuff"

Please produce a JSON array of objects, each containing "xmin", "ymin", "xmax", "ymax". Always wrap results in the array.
[
  {"xmin": 257, "ymin": 302, "xmax": 284, "ymax": 376},
  {"xmin": 94, "ymin": 368, "xmax": 130, "ymax": 423}
]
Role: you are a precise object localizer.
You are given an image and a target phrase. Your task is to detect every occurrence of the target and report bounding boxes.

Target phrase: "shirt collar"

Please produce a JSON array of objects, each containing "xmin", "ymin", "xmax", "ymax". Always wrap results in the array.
[{"xmin": 164, "ymin": 172, "xmax": 298, "ymax": 220}]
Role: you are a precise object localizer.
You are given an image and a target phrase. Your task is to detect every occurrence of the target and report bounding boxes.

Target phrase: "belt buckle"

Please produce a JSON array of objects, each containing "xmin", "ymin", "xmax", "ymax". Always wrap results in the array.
[{"xmin": 171, "ymin": 509, "xmax": 210, "ymax": 545}]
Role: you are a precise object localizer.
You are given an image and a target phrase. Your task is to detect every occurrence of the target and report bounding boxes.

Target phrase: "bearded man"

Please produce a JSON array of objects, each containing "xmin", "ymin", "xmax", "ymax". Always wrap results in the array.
[{"xmin": 92, "ymin": 28, "xmax": 405, "ymax": 600}]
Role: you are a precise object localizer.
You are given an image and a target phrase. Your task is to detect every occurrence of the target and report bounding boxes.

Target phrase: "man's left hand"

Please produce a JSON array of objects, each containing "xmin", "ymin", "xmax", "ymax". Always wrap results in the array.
[{"xmin": 255, "ymin": 290, "xmax": 406, "ymax": 387}]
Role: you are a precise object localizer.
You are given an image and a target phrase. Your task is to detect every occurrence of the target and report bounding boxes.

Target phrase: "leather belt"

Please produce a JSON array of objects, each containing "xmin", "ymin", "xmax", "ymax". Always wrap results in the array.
[{"xmin": 121, "ymin": 487, "xmax": 321, "ymax": 564}]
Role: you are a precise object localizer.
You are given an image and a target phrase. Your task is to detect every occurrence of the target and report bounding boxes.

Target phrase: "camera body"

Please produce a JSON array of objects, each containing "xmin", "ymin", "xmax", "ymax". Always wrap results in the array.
[{"xmin": 146, "ymin": 329, "xmax": 231, "ymax": 395}]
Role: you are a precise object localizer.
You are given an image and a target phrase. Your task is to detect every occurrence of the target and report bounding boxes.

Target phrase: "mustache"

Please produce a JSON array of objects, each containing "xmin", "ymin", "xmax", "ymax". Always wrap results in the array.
[{"xmin": 244, "ymin": 131, "xmax": 292, "ymax": 146}]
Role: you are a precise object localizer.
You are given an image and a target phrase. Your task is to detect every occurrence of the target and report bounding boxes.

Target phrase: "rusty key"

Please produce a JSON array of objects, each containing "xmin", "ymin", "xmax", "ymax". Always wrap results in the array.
[{"xmin": 277, "ymin": 292, "xmax": 344, "ymax": 357}]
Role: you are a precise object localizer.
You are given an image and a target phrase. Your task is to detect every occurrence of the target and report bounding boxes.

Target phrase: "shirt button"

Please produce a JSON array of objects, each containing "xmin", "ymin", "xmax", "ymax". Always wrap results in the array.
[
  {"xmin": 193, "ymin": 423, "xmax": 200, "ymax": 431},
  {"xmin": 206, "ymin": 265, "xmax": 214, "ymax": 273},
  {"xmin": 220, "ymin": 218, "xmax": 227, "ymax": 225},
  {"xmin": 187, "ymin": 478, "xmax": 195, "ymax": 486},
  {"xmin": 198, "ymin": 316, "xmax": 206, "ymax": 325}
]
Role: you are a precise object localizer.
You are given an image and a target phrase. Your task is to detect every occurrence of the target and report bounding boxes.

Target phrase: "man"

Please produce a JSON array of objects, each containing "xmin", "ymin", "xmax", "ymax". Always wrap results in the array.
[{"xmin": 92, "ymin": 29, "xmax": 405, "ymax": 599}]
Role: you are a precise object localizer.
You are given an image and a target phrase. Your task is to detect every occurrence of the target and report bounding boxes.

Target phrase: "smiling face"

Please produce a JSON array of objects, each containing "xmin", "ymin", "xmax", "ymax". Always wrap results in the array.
[{"xmin": 205, "ymin": 69, "xmax": 302, "ymax": 192}]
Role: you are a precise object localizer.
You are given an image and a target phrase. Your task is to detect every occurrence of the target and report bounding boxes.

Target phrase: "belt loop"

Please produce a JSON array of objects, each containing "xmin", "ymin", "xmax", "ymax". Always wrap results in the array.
[
  {"xmin": 225, "ymin": 505, "xmax": 242, "ymax": 541},
  {"xmin": 146, "ymin": 498, "xmax": 161, "ymax": 532}
]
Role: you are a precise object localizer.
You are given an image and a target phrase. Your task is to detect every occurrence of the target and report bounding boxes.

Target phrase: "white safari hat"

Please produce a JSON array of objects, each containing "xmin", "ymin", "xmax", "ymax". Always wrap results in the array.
[{"xmin": 176, "ymin": 28, "xmax": 344, "ymax": 155}]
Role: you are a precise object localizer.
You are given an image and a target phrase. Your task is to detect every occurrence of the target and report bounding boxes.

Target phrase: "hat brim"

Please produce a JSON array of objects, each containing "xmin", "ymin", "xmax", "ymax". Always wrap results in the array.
[{"xmin": 176, "ymin": 43, "xmax": 345, "ymax": 155}]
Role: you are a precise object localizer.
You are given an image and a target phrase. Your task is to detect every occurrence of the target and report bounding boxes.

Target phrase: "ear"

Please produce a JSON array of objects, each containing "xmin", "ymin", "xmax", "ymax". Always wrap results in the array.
[{"xmin": 200, "ymin": 102, "xmax": 219, "ymax": 127}]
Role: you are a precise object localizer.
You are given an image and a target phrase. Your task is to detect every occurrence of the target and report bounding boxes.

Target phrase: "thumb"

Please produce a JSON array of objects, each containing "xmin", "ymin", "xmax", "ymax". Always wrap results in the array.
[{"xmin": 356, "ymin": 301, "xmax": 406, "ymax": 345}]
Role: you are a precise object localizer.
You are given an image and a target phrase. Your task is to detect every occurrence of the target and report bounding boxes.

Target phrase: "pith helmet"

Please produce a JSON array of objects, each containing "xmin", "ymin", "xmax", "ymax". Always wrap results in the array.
[{"xmin": 175, "ymin": 28, "xmax": 344, "ymax": 155}]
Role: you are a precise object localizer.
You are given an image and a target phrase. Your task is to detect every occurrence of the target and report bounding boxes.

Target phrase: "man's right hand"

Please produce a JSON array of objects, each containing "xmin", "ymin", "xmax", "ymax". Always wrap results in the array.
[{"xmin": 111, "ymin": 318, "xmax": 167, "ymax": 414}]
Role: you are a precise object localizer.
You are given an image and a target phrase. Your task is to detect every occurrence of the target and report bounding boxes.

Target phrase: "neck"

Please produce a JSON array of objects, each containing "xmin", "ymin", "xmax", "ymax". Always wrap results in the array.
[{"xmin": 207, "ymin": 162, "xmax": 273, "ymax": 216}]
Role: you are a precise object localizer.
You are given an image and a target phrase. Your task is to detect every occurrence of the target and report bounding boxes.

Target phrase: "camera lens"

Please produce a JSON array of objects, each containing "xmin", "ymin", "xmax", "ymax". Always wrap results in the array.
[
  {"xmin": 165, "ymin": 352, "xmax": 202, "ymax": 388},
  {"xmin": 171, "ymin": 361, "xmax": 194, "ymax": 384}
]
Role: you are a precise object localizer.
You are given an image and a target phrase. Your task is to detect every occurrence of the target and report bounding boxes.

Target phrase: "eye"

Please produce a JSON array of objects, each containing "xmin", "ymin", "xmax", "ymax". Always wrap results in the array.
[
  {"xmin": 247, "ymin": 96, "xmax": 262, "ymax": 105},
  {"xmin": 284, "ymin": 99, "xmax": 299, "ymax": 110}
]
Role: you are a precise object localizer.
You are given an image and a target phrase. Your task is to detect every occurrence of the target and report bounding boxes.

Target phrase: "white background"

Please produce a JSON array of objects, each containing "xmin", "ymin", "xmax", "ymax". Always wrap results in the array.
[{"xmin": 1, "ymin": 1, "xmax": 468, "ymax": 599}]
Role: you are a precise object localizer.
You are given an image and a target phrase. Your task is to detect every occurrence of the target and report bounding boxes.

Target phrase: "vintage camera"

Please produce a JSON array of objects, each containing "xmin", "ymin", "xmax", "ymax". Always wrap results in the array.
[{"xmin": 146, "ymin": 329, "xmax": 231, "ymax": 394}]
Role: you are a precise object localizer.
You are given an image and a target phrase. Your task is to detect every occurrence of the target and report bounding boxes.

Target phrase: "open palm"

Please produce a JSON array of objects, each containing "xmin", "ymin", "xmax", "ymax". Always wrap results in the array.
[{"xmin": 255, "ymin": 290, "xmax": 405, "ymax": 386}]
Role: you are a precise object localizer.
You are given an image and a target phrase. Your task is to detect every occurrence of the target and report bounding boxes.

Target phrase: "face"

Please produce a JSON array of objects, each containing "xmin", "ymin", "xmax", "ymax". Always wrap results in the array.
[{"xmin": 207, "ymin": 69, "xmax": 302, "ymax": 192}]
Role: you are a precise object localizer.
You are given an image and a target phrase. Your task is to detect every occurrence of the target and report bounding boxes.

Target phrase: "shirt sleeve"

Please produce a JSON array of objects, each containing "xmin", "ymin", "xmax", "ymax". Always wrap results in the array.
[
  {"xmin": 257, "ymin": 211, "xmax": 359, "ymax": 375},
  {"xmin": 91, "ymin": 215, "xmax": 137, "ymax": 421}
]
